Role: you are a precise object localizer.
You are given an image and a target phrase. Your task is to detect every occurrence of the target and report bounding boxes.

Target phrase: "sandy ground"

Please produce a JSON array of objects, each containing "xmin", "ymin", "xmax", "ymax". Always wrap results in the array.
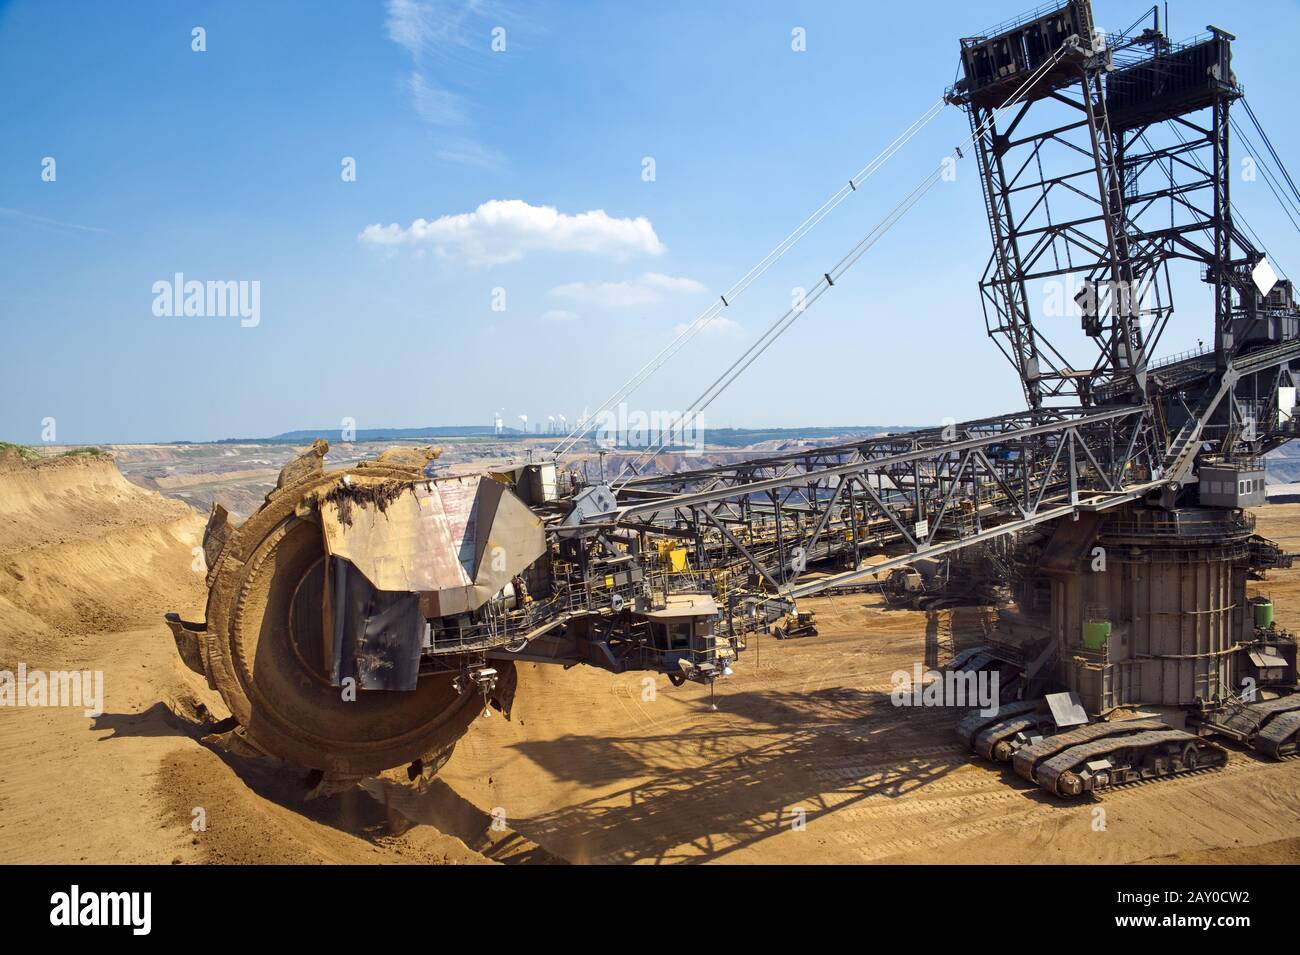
[
  {"xmin": 2, "ymin": 451, "xmax": 1300, "ymax": 864},
  {"xmin": 0, "ymin": 453, "xmax": 519, "ymax": 865},
  {"xmin": 441, "ymin": 604, "xmax": 1300, "ymax": 864}
]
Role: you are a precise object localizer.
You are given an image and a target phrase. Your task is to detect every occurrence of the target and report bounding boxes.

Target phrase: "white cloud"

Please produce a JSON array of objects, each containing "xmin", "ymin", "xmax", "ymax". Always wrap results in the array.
[
  {"xmin": 550, "ymin": 272, "xmax": 705, "ymax": 307},
  {"xmin": 407, "ymin": 72, "xmax": 464, "ymax": 125},
  {"xmin": 641, "ymin": 272, "xmax": 707, "ymax": 294},
  {"xmin": 551, "ymin": 280, "xmax": 661, "ymax": 308},
  {"xmin": 434, "ymin": 136, "xmax": 507, "ymax": 169},
  {"xmin": 386, "ymin": 0, "xmax": 433, "ymax": 56},
  {"xmin": 673, "ymin": 316, "xmax": 743, "ymax": 337},
  {"xmin": 385, "ymin": 0, "xmax": 485, "ymax": 59},
  {"xmin": 359, "ymin": 199, "xmax": 666, "ymax": 266},
  {"xmin": 542, "ymin": 309, "xmax": 578, "ymax": 322},
  {"xmin": 384, "ymin": 1, "xmax": 512, "ymax": 164}
]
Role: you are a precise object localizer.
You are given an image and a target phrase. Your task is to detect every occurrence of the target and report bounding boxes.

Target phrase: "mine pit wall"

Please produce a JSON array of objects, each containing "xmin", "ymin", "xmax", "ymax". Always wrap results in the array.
[{"xmin": 1046, "ymin": 507, "xmax": 1253, "ymax": 714}]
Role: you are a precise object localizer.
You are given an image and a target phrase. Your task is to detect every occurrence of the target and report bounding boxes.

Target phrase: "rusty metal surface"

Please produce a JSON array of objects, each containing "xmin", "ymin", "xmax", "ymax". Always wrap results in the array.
[
  {"xmin": 163, "ymin": 613, "xmax": 208, "ymax": 679},
  {"xmin": 318, "ymin": 474, "xmax": 545, "ymax": 616},
  {"xmin": 201, "ymin": 503, "xmax": 232, "ymax": 586}
]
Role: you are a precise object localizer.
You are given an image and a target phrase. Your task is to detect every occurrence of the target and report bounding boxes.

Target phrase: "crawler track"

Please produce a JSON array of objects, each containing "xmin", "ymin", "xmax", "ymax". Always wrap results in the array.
[
  {"xmin": 1205, "ymin": 694, "xmax": 1300, "ymax": 758},
  {"xmin": 959, "ymin": 711, "xmax": 1230, "ymax": 798},
  {"xmin": 1012, "ymin": 719, "xmax": 1172, "ymax": 783},
  {"xmin": 1033, "ymin": 728, "xmax": 1226, "ymax": 797},
  {"xmin": 1256, "ymin": 712, "xmax": 1300, "ymax": 757},
  {"xmin": 955, "ymin": 700, "xmax": 1041, "ymax": 748}
]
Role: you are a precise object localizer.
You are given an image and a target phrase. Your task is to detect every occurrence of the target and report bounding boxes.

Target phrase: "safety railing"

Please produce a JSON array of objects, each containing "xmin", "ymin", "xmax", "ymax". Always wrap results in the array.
[
  {"xmin": 1148, "ymin": 344, "xmax": 1212, "ymax": 370},
  {"xmin": 966, "ymin": 1, "xmax": 1072, "ymax": 44},
  {"xmin": 1101, "ymin": 507, "xmax": 1255, "ymax": 540},
  {"xmin": 425, "ymin": 591, "xmax": 574, "ymax": 654}
]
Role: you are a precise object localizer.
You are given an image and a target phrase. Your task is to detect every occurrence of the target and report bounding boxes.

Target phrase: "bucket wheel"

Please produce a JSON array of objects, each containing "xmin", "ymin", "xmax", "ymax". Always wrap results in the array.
[{"xmin": 200, "ymin": 460, "xmax": 496, "ymax": 776}]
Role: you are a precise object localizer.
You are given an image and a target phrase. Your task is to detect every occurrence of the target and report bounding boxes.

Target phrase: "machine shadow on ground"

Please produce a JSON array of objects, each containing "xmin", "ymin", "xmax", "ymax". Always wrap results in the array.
[{"xmin": 495, "ymin": 684, "xmax": 1066, "ymax": 864}]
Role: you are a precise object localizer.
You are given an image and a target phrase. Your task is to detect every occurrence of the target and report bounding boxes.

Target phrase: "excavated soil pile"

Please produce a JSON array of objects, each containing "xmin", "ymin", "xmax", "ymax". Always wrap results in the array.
[
  {"xmin": 0, "ymin": 449, "xmax": 204, "ymax": 664},
  {"xmin": 0, "ymin": 453, "xmax": 513, "ymax": 864}
]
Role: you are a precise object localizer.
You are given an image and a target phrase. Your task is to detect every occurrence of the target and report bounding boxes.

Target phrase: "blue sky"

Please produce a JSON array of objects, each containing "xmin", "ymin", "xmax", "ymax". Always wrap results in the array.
[{"xmin": 1, "ymin": 0, "xmax": 1296, "ymax": 443}]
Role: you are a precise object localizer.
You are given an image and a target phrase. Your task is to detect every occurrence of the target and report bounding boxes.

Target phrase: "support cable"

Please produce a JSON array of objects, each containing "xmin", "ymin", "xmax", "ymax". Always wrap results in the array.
[
  {"xmin": 1230, "ymin": 116, "xmax": 1300, "ymax": 232},
  {"xmin": 1242, "ymin": 98, "xmax": 1299, "ymax": 205},
  {"xmin": 548, "ymin": 96, "xmax": 948, "ymax": 457},
  {"xmin": 1166, "ymin": 123, "xmax": 1291, "ymax": 278},
  {"xmin": 610, "ymin": 41, "xmax": 1075, "ymax": 487}
]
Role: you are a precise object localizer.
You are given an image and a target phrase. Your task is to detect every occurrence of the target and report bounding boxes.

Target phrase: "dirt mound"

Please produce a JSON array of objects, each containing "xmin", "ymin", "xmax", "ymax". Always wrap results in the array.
[
  {"xmin": 0, "ymin": 453, "xmax": 505, "ymax": 865},
  {"xmin": 156, "ymin": 747, "xmax": 489, "ymax": 865},
  {"xmin": 0, "ymin": 453, "xmax": 206, "ymax": 664}
]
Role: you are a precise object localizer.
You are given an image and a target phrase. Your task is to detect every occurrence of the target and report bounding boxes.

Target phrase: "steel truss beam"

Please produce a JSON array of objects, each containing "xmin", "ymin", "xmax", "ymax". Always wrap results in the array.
[{"xmin": 599, "ymin": 406, "xmax": 1159, "ymax": 594}]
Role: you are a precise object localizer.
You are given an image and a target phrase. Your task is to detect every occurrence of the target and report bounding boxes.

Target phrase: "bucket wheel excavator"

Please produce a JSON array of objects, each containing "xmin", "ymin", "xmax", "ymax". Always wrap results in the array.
[
  {"xmin": 168, "ymin": 446, "xmax": 499, "ymax": 780},
  {"xmin": 167, "ymin": 442, "xmax": 747, "ymax": 787},
  {"xmin": 166, "ymin": 0, "xmax": 1300, "ymax": 799}
]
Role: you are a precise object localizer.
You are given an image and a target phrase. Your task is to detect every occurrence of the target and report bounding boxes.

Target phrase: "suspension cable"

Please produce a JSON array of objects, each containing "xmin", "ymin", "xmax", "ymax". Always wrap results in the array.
[
  {"xmin": 1242, "ymin": 98, "xmax": 1299, "ymax": 205},
  {"xmin": 1167, "ymin": 122, "xmax": 1291, "ymax": 278},
  {"xmin": 609, "ymin": 41, "xmax": 1075, "ymax": 487},
  {"xmin": 1230, "ymin": 116, "xmax": 1300, "ymax": 232},
  {"xmin": 611, "ymin": 169, "xmax": 949, "ymax": 488},
  {"xmin": 548, "ymin": 95, "xmax": 948, "ymax": 457}
]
